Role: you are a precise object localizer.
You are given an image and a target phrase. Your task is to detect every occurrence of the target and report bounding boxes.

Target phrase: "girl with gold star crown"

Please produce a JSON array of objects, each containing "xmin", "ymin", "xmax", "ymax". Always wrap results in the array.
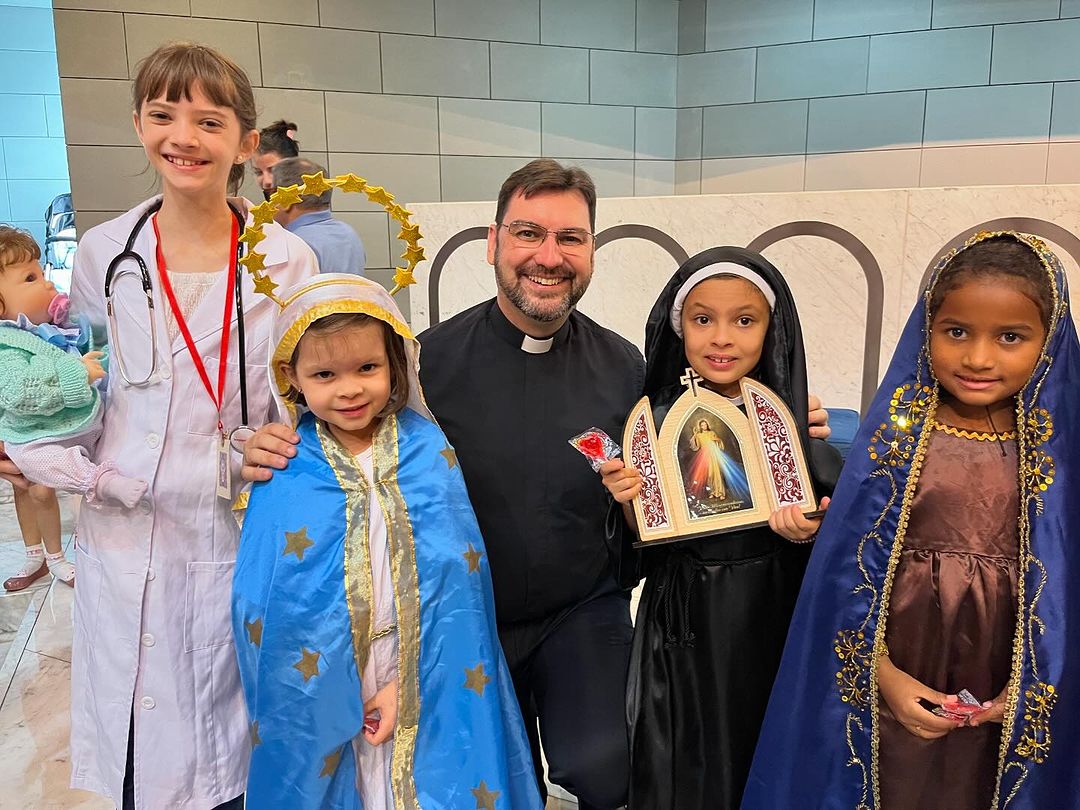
[{"xmin": 231, "ymin": 273, "xmax": 542, "ymax": 809}]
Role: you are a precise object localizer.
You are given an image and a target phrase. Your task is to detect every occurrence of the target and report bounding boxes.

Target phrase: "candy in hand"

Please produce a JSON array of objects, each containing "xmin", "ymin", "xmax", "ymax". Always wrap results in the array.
[
  {"xmin": 363, "ymin": 712, "xmax": 380, "ymax": 735},
  {"xmin": 934, "ymin": 689, "xmax": 986, "ymax": 722},
  {"xmin": 569, "ymin": 428, "xmax": 621, "ymax": 472}
]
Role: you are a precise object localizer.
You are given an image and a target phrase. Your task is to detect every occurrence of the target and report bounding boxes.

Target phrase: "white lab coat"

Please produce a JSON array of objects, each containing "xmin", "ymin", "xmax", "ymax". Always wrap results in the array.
[{"xmin": 66, "ymin": 197, "xmax": 317, "ymax": 808}]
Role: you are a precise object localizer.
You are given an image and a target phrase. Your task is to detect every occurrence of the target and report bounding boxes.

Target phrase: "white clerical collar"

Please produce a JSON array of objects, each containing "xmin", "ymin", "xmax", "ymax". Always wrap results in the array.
[{"xmin": 521, "ymin": 334, "xmax": 554, "ymax": 354}]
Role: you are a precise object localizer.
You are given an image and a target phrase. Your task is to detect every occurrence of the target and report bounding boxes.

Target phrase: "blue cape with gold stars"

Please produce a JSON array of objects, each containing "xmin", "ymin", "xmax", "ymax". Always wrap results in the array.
[
  {"xmin": 232, "ymin": 407, "xmax": 541, "ymax": 809},
  {"xmin": 742, "ymin": 232, "xmax": 1080, "ymax": 809}
]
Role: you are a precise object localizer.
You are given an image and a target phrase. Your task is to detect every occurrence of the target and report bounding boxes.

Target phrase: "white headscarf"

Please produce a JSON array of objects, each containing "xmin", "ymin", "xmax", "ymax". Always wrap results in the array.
[
  {"xmin": 267, "ymin": 273, "xmax": 432, "ymax": 426},
  {"xmin": 668, "ymin": 262, "xmax": 777, "ymax": 337}
]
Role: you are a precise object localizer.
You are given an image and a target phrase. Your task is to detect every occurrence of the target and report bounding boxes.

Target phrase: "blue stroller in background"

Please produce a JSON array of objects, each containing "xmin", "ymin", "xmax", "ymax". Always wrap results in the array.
[{"xmin": 43, "ymin": 192, "xmax": 77, "ymax": 292}]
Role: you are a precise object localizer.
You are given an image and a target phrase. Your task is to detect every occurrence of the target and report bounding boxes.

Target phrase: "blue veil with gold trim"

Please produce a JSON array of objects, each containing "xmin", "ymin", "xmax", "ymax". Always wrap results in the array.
[
  {"xmin": 742, "ymin": 233, "xmax": 1080, "ymax": 809},
  {"xmin": 231, "ymin": 274, "xmax": 541, "ymax": 809}
]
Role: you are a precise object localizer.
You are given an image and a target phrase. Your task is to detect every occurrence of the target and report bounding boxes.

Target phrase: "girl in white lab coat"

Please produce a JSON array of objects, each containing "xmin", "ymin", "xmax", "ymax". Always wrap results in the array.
[{"xmin": 51, "ymin": 42, "xmax": 316, "ymax": 808}]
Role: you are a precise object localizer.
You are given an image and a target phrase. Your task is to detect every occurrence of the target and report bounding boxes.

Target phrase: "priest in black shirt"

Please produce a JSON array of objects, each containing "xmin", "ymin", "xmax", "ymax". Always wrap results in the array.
[{"xmin": 418, "ymin": 160, "xmax": 641, "ymax": 809}]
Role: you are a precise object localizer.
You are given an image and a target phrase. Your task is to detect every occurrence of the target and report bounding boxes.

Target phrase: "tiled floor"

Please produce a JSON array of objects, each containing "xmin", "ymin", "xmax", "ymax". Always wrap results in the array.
[
  {"xmin": 0, "ymin": 485, "xmax": 579, "ymax": 809},
  {"xmin": 0, "ymin": 489, "xmax": 109, "ymax": 809}
]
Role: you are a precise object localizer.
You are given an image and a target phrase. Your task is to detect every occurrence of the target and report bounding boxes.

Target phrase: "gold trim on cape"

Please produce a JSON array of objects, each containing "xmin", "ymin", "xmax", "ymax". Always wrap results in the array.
[
  {"xmin": 318, "ymin": 420, "xmax": 375, "ymax": 680},
  {"xmin": 371, "ymin": 413, "xmax": 422, "ymax": 809}
]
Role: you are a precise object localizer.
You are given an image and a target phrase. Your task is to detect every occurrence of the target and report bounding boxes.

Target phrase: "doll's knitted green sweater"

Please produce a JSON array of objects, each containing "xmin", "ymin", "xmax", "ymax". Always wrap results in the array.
[{"xmin": 0, "ymin": 324, "xmax": 99, "ymax": 444}]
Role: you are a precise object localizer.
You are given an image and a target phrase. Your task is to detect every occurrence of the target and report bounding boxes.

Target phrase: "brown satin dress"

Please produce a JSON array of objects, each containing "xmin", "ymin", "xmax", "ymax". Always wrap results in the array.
[{"xmin": 879, "ymin": 424, "xmax": 1020, "ymax": 810}]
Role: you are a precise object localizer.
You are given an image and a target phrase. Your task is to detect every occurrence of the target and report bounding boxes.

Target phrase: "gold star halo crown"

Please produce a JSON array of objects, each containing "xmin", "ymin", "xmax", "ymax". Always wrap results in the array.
[{"xmin": 240, "ymin": 171, "xmax": 425, "ymax": 307}]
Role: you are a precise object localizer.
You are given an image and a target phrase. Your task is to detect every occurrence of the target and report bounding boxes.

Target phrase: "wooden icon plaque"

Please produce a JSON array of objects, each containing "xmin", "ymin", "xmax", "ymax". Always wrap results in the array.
[{"xmin": 622, "ymin": 369, "xmax": 818, "ymax": 547}]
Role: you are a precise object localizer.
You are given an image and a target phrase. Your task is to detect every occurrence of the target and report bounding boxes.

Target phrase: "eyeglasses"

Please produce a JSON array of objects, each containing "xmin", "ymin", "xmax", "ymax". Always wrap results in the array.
[{"xmin": 499, "ymin": 221, "xmax": 594, "ymax": 254}]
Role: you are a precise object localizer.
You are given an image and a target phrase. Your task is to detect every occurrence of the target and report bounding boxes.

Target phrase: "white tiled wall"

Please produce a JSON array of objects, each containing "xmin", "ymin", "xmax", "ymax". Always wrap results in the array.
[{"xmin": 51, "ymin": 0, "xmax": 681, "ymax": 290}]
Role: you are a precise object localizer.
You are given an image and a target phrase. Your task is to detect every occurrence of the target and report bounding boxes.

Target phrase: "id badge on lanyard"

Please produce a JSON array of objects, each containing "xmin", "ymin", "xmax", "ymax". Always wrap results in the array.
[
  {"xmin": 153, "ymin": 214, "xmax": 240, "ymax": 500},
  {"xmin": 216, "ymin": 434, "xmax": 232, "ymax": 499}
]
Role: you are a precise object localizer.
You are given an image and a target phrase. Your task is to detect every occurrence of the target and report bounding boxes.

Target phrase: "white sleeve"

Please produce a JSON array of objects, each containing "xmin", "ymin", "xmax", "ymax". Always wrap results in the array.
[{"xmin": 7, "ymin": 424, "xmax": 104, "ymax": 495}]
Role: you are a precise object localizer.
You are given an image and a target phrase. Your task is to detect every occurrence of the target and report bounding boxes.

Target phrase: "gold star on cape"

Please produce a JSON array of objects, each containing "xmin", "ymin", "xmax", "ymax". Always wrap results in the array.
[
  {"xmin": 471, "ymin": 780, "xmax": 501, "ymax": 810},
  {"xmin": 239, "ymin": 251, "xmax": 267, "ymax": 273},
  {"xmin": 238, "ymin": 227, "xmax": 266, "ymax": 250},
  {"xmin": 319, "ymin": 748, "xmax": 341, "ymax": 777},
  {"xmin": 249, "ymin": 201, "xmax": 276, "ymax": 227},
  {"xmin": 463, "ymin": 543, "xmax": 483, "ymax": 574},
  {"xmin": 397, "ymin": 222, "xmax": 421, "ymax": 241},
  {"xmin": 270, "ymin": 184, "xmax": 303, "ymax": 208},
  {"xmin": 365, "ymin": 185, "xmax": 394, "ymax": 206},
  {"xmin": 335, "ymin": 173, "xmax": 367, "ymax": 193},
  {"xmin": 440, "ymin": 445, "xmax": 457, "ymax": 468},
  {"xmin": 244, "ymin": 617, "xmax": 263, "ymax": 646},
  {"xmin": 283, "ymin": 527, "xmax": 314, "ymax": 561},
  {"xmin": 250, "ymin": 720, "xmax": 262, "ymax": 746},
  {"xmin": 402, "ymin": 244, "xmax": 426, "ymax": 265},
  {"xmin": 300, "ymin": 171, "xmax": 333, "ymax": 196},
  {"xmin": 464, "ymin": 662, "xmax": 491, "ymax": 696},
  {"xmin": 392, "ymin": 266, "xmax": 416, "ymax": 290},
  {"xmin": 252, "ymin": 273, "xmax": 280, "ymax": 300},
  {"xmin": 294, "ymin": 647, "xmax": 322, "ymax": 682}
]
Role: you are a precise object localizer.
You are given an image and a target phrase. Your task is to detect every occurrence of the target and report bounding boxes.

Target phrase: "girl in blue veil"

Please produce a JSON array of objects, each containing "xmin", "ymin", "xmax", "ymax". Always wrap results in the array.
[
  {"xmin": 231, "ymin": 274, "xmax": 541, "ymax": 809},
  {"xmin": 743, "ymin": 232, "xmax": 1080, "ymax": 809}
]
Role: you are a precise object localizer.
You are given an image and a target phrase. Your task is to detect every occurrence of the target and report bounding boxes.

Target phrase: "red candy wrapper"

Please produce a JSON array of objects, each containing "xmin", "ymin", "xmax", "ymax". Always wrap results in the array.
[
  {"xmin": 569, "ymin": 428, "xmax": 621, "ymax": 472},
  {"xmin": 363, "ymin": 712, "xmax": 381, "ymax": 735},
  {"xmin": 933, "ymin": 688, "xmax": 987, "ymax": 722}
]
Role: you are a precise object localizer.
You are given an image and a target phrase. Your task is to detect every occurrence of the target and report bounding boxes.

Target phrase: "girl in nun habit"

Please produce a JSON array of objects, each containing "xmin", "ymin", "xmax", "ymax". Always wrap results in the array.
[
  {"xmin": 742, "ymin": 231, "xmax": 1080, "ymax": 810},
  {"xmin": 601, "ymin": 246, "xmax": 843, "ymax": 809}
]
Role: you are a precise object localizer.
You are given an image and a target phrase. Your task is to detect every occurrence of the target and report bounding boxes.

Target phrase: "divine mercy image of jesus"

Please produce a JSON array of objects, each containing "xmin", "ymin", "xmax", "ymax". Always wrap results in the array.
[{"xmin": 679, "ymin": 411, "xmax": 753, "ymax": 519}]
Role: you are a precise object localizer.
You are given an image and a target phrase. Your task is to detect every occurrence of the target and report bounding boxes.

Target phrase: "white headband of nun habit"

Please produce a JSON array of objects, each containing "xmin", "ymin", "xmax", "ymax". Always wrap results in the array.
[{"xmin": 669, "ymin": 262, "xmax": 777, "ymax": 337}]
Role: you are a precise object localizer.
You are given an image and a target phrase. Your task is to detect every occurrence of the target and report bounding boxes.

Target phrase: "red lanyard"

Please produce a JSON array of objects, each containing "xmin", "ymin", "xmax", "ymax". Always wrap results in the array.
[{"xmin": 152, "ymin": 212, "xmax": 239, "ymax": 434}]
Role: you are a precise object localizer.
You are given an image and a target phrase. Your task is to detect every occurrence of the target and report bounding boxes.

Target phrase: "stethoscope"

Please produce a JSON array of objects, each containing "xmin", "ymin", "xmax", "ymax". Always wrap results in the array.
[{"xmin": 103, "ymin": 198, "xmax": 255, "ymax": 449}]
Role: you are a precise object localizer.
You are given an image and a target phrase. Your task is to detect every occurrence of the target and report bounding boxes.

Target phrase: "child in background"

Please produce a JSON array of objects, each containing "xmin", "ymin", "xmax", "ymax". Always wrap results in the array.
[
  {"xmin": 232, "ymin": 274, "xmax": 540, "ymax": 809},
  {"xmin": 743, "ymin": 232, "xmax": 1080, "ymax": 809},
  {"xmin": 601, "ymin": 247, "xmax": 841, "ymax": 809},
  {"xmin": 0, "ymin": 226, "xmax": 145, "ymax": 590}
]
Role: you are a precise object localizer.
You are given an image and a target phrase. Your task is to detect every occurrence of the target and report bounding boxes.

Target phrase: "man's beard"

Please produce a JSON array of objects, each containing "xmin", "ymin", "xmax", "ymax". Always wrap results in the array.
[{"xmin": 493, "ymin": 246, "xmax": 592, "ymax": 324}]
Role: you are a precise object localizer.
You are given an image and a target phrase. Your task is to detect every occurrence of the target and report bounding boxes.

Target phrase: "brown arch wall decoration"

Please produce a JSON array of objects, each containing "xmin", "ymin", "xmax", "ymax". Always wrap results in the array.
[
  {"xmin": 746, "ymin": 222, "xmax": 885, "ymax": 414},
  {"xmin": 423, "ymin": 217, "xmax": 1064, "ymax": 417},
  {"xmin": 919, "ymin": 218, "xmax": 1080, "ymax": 289},
  {"xmin": 425, "ymin": 224, "xmax": 690, "ymax": 326}
]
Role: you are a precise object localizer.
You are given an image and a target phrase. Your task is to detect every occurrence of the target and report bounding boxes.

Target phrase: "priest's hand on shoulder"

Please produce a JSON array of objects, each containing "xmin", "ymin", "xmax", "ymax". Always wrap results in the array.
[
  {"xmin": 362, "ymin": 679, "xmax": 398, "ymax": 746},
  {"xmin": 877, "ymin": 655, "xmax": 962, "ymax": 740},
  {"xmin": 240, "ymin": 422, "xmax": 299, "ymax": 482},
  {"xmin": 768, "ymin": 497, "xmax": 830, "ymax": 542},
  {"xmin": 600, "ymin": 459, "xmax": 642, "ymax": 504},
  {"xmin": 808, "ymin": 393, "xmax": 831, "ymax": 440}
]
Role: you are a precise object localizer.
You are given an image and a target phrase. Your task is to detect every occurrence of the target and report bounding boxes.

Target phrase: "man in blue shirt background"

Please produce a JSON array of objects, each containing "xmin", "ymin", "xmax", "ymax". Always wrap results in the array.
[{"xmin": 271, "ymin": 157, "xmax": 366, "ymax": 276}]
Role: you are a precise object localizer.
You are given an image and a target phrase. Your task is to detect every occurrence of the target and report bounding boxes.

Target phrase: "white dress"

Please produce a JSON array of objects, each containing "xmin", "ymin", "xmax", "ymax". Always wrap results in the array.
[{"xmin": 352, "ymin": 445, "xmax": 399, "ymax": 810}]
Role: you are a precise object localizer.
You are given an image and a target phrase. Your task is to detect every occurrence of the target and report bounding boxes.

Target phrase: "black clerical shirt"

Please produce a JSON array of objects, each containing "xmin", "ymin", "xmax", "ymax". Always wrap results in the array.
[{"xmin": 419, "ymin": 299, "xmax": 644, "ymax": 626}]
